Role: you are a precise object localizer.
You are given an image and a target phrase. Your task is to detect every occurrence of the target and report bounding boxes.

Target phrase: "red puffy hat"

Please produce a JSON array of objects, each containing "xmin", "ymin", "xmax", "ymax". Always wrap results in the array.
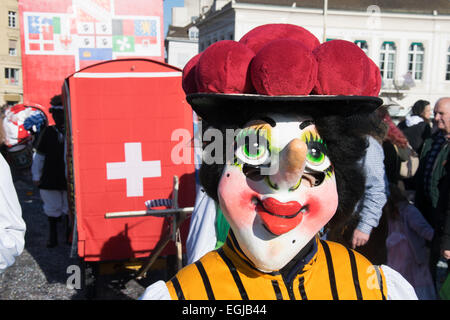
[
  {"xmin": 313, "ymin": 40, "xmax": 381, "ymax": 96},
  {"xmin": 182, "ymin": 52, "xmax": 202, "ymax": 94},
  {"xmin": 250, "ymin": 39, "xmax": 317, "ymax": 96},
  {"xmin": 239, "ymin": 23, "xmax": 320, "ymax": 53},
  {"xmin": 182, "ymin": 24, "xmax": 383, "ymax": 126},
  {"xmin": 195, "ymin": 40, "xmax": 255, "ymax": 94}
]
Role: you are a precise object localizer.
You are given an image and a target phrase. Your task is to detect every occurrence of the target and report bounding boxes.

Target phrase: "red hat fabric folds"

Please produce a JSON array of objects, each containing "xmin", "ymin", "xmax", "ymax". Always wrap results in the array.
[
  {"xmin": 250, "ymin": 39, "xmax": 318, "ymax": 96},
  {"xmin": 239, "ymin": 23, "xmax": 320, "ymax": 54},
  {"xmin": 182, "ymin": 52, "xmax": 202, "ymax": 94},
  {"xmin": 195, "ymin": 40, "xmax": 255, "ymax": 94},
  {"xmin": 181, "ymin": 23, "xmax": 381, "ymax": 98},
  {"xmin": 313, "ymin": 40, "xmax": 380, "ymax": 96}
]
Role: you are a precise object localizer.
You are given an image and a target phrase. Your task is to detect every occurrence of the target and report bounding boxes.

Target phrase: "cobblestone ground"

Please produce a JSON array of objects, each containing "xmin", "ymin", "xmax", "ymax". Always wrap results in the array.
[{"xmin": 0, "ymin": 169, "xmax": 163, "ymax": 300}]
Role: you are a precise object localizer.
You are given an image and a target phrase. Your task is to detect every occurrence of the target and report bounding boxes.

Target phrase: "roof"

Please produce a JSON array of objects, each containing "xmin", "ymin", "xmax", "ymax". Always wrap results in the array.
[
  {"xmin": 166, "ymin": 22, "xmax": 200, "ymax": 41},
  {"xmin": 233, "ymin": 0, "xmax": 450, "ymax": 15},
  {"xmin": 166, "ymin": 24, "xmax": 192, "ymax": 39}
]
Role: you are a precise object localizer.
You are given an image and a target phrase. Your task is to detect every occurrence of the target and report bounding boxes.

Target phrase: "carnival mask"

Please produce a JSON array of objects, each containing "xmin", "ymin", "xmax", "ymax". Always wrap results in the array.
[{"xmin": 217, "ymin": 113, "xmax": 338, "ymax": 272}]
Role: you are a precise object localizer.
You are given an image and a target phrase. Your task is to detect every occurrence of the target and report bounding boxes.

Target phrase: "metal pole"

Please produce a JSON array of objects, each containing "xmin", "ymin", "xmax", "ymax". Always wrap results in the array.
[
  {"xmin": 323, "ymin": 0, "xmax": 328, "ymax": 43},
  {"xmin": 104, "ymin": 207, "xmax": 194, "ymax": 219}
]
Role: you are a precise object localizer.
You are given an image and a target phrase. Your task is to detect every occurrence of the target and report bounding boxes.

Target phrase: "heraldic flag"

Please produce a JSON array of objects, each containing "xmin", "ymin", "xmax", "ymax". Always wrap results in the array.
[{"xmin": 19, "ymin": 0, "xmax": 164, "ymax": 109}]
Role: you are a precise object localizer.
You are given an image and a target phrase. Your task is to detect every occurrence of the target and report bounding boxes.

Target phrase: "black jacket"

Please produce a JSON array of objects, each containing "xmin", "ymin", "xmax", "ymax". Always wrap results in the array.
[
  {"xmin": 440, "ymin": 155, "xmax": 450, "ymax": 250},
  {"xmin": 35, "ymin": 125, "xmax": 67, "ymax": 190},
  {"xmin": 397, "ymin": 120, "xmax": 431, "ymax": 154}
]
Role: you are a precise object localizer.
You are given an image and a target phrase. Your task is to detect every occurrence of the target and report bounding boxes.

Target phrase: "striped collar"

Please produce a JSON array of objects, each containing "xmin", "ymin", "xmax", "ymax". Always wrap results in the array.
[{"xmin": 223, "ymin": 230, "xmax": 319, "ymax": 279}]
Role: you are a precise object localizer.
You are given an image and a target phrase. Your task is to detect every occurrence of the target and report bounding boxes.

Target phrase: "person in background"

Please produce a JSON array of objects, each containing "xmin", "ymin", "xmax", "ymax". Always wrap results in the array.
[
  {"xmin": 327, "ymin": 110, "xmax": 389, "ymax": 265},
  {"xmin": 398, "ymin": 99, "xmax": 432, "ymax": 155},
  {"xmin": 31, "ymin": 95, "xmax": 68, "ymax": 248},
  {"xmin": 385, "ymin": 183, "xmax": 436, "ymax": 300},
  {"xmin": 379, "ymin": 107, "xmax": 409, "ymax": 185},
  {"xmin": 0, "ymin": 111, "xmax": 26, "ymax": 273},
  {"xmin": 414, "ymin": 97, "xmax": 450, "ymax": 285}
]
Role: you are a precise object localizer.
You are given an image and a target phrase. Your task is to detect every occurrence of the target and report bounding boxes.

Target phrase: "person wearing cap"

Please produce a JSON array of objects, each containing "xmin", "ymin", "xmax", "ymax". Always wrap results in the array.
[
  {"xmin": 141, "ymin": 24, "xmax": 417, "ymax": 300},
  {"xmin": 31, "ymin": 94, "xmax": 69, "ymax": 248}
]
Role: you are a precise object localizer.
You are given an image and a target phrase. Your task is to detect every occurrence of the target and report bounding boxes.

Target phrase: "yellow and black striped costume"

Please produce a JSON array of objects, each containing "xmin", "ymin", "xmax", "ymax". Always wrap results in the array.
[{"xmin": 166, "ymin": 234, "xmax": 388, "ymax": 300}]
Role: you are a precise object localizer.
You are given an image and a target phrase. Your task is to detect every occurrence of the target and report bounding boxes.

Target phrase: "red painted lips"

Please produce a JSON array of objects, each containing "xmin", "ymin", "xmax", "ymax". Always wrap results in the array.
[{"xmin": 256, "ymin": 197, "xmax": 305, "ymax": 235}]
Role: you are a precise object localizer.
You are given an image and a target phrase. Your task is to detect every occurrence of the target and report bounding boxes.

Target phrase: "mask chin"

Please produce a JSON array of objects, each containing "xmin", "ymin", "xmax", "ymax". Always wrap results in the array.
[{"xmin": 230, "ymin": 220, "xmax": 315, "ymax": 273}]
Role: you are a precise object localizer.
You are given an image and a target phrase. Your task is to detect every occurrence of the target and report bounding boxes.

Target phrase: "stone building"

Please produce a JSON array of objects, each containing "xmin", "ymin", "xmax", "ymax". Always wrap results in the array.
[{"xmin": 0, "ymin": 0, "xmax": 22, "ymax": 108}]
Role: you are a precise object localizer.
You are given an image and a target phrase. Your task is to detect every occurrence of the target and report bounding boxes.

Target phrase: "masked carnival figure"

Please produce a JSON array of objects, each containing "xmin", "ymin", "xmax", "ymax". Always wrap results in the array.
[{"xmin": 141, "ymin": 24, "xmax": 417, "ymax": 300}]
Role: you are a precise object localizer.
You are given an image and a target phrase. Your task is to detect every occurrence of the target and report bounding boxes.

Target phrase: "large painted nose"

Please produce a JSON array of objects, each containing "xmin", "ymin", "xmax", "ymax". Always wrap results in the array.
[{"xmin": 268, "ymin": 138, "xmax": 307, "ymax": 190}]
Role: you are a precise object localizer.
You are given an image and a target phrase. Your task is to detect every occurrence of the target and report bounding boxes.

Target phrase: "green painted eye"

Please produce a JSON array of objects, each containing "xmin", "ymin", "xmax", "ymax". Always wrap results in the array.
[
  {"xmin": 243, "ymin": 142, "xmax": 266, "ymax": 159},
  {"xmin": 235, "ymin": 131, "xmax": 270, "ymax": 166},
  {"xmin": 307, "ymin": 146, "xmax": 325, "ymax": 165}
]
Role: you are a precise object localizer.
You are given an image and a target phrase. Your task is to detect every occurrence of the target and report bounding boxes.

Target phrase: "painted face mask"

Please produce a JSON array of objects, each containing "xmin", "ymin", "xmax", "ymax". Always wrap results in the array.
[{"xmin": 217, "ymin": 113, "xmax": 338, "ymax": 272}]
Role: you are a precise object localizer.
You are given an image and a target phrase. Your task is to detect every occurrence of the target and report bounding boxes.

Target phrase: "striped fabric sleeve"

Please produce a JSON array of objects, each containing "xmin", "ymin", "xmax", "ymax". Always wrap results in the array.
[{"xmin": 356, "ymin": 136, "xmax": 388, "ymax": 234}]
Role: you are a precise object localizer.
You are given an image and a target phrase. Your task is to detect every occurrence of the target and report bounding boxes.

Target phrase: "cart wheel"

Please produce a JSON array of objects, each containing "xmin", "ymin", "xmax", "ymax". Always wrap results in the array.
[{"xmin": 81, "ymin": 261, "xmax": 98, "ymax": 299}]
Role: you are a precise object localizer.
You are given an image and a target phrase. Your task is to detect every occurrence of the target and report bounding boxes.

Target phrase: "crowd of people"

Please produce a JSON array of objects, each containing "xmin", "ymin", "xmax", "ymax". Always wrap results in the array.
[
  {"xmin": 183, "ymin": 97, "xmax": 450, "ymax": 300},
  {"xmin": 327, "ymin": 98, "xmax": 450, "ymax": 299}
]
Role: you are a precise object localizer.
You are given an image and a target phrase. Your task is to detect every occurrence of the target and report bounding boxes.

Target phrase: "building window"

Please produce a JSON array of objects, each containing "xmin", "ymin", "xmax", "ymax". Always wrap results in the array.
[
  {"xmin": 380, "ymin": 41, "xmax": 396, "ymax": 80},
  {"xmin": 8, "ymin": 11, "xmax": 16, "ymax": 28},
  {"xmin": 188, "ymin": 26, "xmax": 199, "ymax": 41},
  {"xmin": 5, "ymin": 68, "xmax": 19, "ymax": 85},
  {"xmin": 355, "ymin": 40, "xmax": 369, "ymax": 54},
  {"xmin": 9, "ymin": 40, "xmax": 17, "ymax": 56},
  {"xmin": 408, "ymin": 43, "xmax": 424, "ymax": 80},
  {"xmin": 446, "ymin": 47, "xmax": 450, "ymax": 81}
]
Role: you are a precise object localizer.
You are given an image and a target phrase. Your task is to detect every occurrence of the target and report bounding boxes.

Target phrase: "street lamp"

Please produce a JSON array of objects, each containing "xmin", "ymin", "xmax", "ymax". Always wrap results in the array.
[{"xmin": 323, "ymin": 0, "xmax": 328, "ymax": 43}]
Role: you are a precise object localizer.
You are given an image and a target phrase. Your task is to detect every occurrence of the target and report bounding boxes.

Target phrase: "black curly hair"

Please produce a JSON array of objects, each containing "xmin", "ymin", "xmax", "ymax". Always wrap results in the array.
[{"xmin": 198, "ymin": 108, "xmax": 382, "ymax": 232}]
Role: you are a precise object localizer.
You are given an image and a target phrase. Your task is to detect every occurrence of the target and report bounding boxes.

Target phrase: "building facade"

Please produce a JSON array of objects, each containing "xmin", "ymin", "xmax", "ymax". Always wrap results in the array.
[
  {"xmin": 165, "ymin": 0, "xmax": 218, "ymax": 69},
  {"xmin": 165, "ymin": 23, "xmax": 199, "ymax": 69},
  {"xmin": 0, "ymin": 0, "xmax": 22, "ymax": 108},
  {"xmin": 172, "ymin": 0, "xmax": 450, "ymax": 116}
]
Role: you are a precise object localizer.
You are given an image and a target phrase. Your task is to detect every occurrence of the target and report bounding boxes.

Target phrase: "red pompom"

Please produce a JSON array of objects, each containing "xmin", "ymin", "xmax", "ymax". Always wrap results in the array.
[
  {"xmin": 250, "ymin": 39, "xmax": 318, "ymax": 96},
  {"xmin": 363, "ymin": 58, "xmax": 382, "ymax": 97},
  {"xmin": 313, "ymin": 40, "xmax": 380, "ymax": 96},
  {"xmin": 239, "ymin": 23, "xmax": 320, "ymax": 54},
  {"xmin": 182, "ymin": 53, "xmax": 202, "ymax": 94},
  {"xmin": 196, "ymin": 40, "xmax": 255, "ymax": 94}
]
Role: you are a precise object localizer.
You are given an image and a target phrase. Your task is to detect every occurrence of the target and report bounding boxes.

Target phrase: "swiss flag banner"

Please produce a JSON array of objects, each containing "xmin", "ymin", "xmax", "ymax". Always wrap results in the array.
[
  {"xmin": 64, "ymin": 59, "xmax": 196, "ymax": 261},
  {"xmin": 19, "ymin": 0, "xmax": 164, "ymax": 111}
]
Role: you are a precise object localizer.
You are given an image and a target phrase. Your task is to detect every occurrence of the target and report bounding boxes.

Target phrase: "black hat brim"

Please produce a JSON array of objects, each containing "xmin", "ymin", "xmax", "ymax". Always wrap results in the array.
[{"xmin": 187, "ymin": 93, "xmax": 383, "ymax": 127}]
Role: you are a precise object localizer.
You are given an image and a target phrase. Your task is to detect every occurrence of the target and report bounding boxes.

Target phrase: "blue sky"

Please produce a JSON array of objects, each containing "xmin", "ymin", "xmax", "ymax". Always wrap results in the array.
[{"xmin": 163, "ymin": 0, "xmax": 185, "ymax": 37}]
